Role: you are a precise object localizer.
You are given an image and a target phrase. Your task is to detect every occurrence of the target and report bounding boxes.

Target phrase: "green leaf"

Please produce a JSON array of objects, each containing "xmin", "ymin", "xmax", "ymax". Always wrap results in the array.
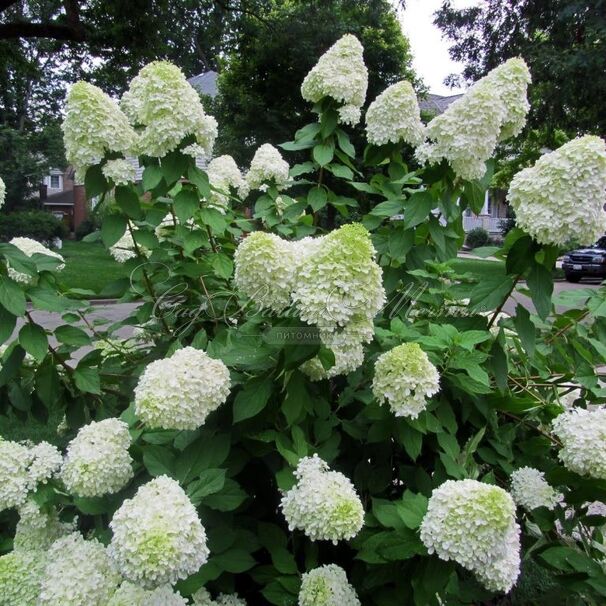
[
  {"xmin": 54, "ymin": 325, "xmax": 91, "ymax": 346},
  {"xmin": 84, "ymin": 164, "xmax": 108, "ymax": 198},
  {"xmin": 115, "ymin": 186, "xmax": 142, "ymax": 219},
  {"xmin": 187, "ymin": 468, "xmax": 226, "ymax": 505},
  {"xmin": 73, "ymin": 365, "xmax": 101, "ymax": 394},
  {"xmin": 289, "ymin": 162, "xmax": 315, "ymax": 177},
  {"xmin": 175, "ymin": 433, "xmax": 231, "ymax": 483},
  {"xmin": 396, "ymin": 491, "xmax": 428, "ymax": 529},
  {"xmin": 388, "ymin": 228, "xmax": 414, "ymax": 262},
  {"xmin": 212, "ymin": 253, "xmax": 233, "ymax": 279},
  {"xmin": 396, "ymin": 421, "xmax": 423, "ymax": 461},
  {"xmin": 283, "ymin": 372, "xmax": 307, "ymax": 425},
  {"xmin": 0, "ymin": 277, "xmax": 26, "ymax": 316},
  {"xmin": 19, "ymin": 323, "xmax": 48, "ymax": 361},
  {"xmin": 199, "ymin": 207, "xmax": 228, "ymax": 233},
  {"xmin": 101, "ymin": 214, "xmax": 127, "ymax": 248},
  {"xmin": 174, "ymin": 188, "xmax": 199, "ymax": 222},
  {"xmin": 142, "ymin": 165, "xmax": 164, "ymax": 191},
  {"xmin": 233, "ymin": 377, "xmax": 273, "ymax": 422},
  {"xmin": 513, "ymin": 304, "xmax": 535, "ymax": 356},
  {"xmin": 335, "ymin": 128, "xmax": 355, "ymax": 157},
  {"xmin": 373, "ymin": 498, "xmax": 406, "ymax": 530},
  {"xmin": 506, "ymin": 234, "xmax": 534, "ymax": 275},
  {"xmin": 308, "ymin": 187, "xmax": 327, "ymax": 211},
  {"xmin": 370, "ymin": 199, "xmax": 404, "ymax": 217},
  {"xmin": 469, "ymin": 273, "xmax": 515, "ymax": 312},
  {"xmin": 162, "ymin": 150, "xmax": 189, "ymax": 184},
  {"xmin": 326, "ymin": 164, "xmax": 353, "ymax": 180},
  {"xmin": 213, "ymin": 548, "xmax": 256, "ymax": 573},
  {"xmin": 74, "ymin": 495, "xmax": 118, "ymax": 515},
  {"xmin": 404, "ymin": 191, "xmax": 435, "ymax": 228},
  {"xmin": 0, "ymin": 346, "xmax": 25, "ymax": 387},
  {"xmin": 527, "ymin": 261, "xmax": 553, "ymax": 320},
  {"xmin": 203, "ymin": 478, "xmax": 247, "ymax": 511},
  {"xmin": 188, "ymin": 165, "xmax": 212, "ymax": 198},
  {"xmin": 313, "ymin": 142, "xmax": 334, "ymax": 167},
  {"xmin": 143, "ymin": 445, "xmax": 176, "ymax": 477},
  {"xmin": 0, "ymin": 305, "xmax": 16, "ymax": 345}
]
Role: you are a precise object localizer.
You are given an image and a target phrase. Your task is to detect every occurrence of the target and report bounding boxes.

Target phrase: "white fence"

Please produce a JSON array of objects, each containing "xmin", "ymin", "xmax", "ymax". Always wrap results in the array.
[{"xmin": 463, "ymin": 216, "xmax": 504, "ymax": 234}]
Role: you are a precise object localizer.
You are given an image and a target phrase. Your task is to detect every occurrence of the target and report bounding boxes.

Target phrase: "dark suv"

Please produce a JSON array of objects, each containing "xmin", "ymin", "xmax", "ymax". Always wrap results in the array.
[{"xmin": 562, "ymin": 236, "xmax": 606, "ymax": 282}]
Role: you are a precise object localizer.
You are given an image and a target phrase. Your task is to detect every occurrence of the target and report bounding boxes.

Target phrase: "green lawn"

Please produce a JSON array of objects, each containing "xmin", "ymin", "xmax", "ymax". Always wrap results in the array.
[{"xmin": 59, "ymin": 240, "xmax": 130, "ymax": 296}]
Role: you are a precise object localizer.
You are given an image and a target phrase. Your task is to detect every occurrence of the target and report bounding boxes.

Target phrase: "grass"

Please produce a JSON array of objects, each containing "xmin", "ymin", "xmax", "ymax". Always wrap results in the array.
[{"xmin": 58, "ymin": 240, "xmax": 130, "ymax": 296}]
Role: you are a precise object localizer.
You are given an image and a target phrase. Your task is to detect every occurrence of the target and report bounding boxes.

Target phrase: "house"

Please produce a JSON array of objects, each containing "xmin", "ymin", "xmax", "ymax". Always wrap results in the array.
[
  {"xmin": 39, "ymin": 167, "xmax": 87, "ymax": 233},
  {"xmin": 419, "ymin": 92, "xmax": 509, "ymax": 238}
]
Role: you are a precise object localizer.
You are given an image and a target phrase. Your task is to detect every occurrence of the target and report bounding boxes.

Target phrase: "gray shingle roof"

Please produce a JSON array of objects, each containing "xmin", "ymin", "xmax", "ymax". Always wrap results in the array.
[
  {"xmin": 418, "ymin": 93, "xmax": 463, "ymax": 115},
  {"xmin": 187, "ymin": 70, "xmax": 218, "ymax": 98}
]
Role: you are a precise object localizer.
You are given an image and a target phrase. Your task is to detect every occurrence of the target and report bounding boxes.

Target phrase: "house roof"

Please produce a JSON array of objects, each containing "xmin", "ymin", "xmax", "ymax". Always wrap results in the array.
[
  {"xmin": 418, "ymin": 93, "xmax": 463, "ymax": 115},
  {"xmin": 43, "ymin": 189, "xmax": 74, "ymax": 206},
  {"xmin": 187, "ymin": 70, "xmax": 218, "ymax": 98}
]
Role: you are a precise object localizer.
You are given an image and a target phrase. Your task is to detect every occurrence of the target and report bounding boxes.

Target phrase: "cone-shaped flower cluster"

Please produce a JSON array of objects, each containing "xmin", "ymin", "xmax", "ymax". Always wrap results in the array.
[
  {"xmin": 134, "ymin": 346, "xmax": 231, "ymax": 430},
  {"xmin": 245, "ymin": 143, "xmax": 290, "ymax": 191},
  {"xmin": 63, "ymin": 82, "xmax": 137, "ymax": 180},
  {"xmin": 7, "ymin": 237, "xmax": 65, "ymax": 284},
  {"xmin": 109, "ymin": 475, "xmax": 209, "ymax": 588},
  {"xmin": 365, "ymin": 81, "xmax": 424, "ymax": 147},
  {"xmin": 207, "ymin": 154, "xmax": 249, "ymax": 211},
  {"xmin": 510, "ymin": 467, "xmax": 563, "ymax": 511},
  {"xmin": 301, "ymin": 34, "xmax": 368, "ymax": 125},
  {"xmin": 102, "ymin": 158, "xmax": 137, "ymax": 186},
  {"xmin": 281, "ymin": 454, "xmax": 364, "ymax": 544},
  {"xmin": 372, "ymin": 342, "xmax": 440, "ymax": 418},
  {"xmin": 121, "ymin": 61, "xmax": 217, "ymax": 159},
  {"xmin": 108, "ymin": 582, "xmax": 189, "ymax": 606},
  {"xmin": 38, "ymin": 533, "xmax": 121, "ymax": 606},
  {"xmin": 298, "ymin": 564, "xmax": 360, "ymax": 606},
  {"xmin": 552, "ymin": 407, "xmax": 606, "ymax": 479},
  {"xmin": 60, "ymin": 418, "xmax": 133, "ymax": 497},
  {"xmin": 420, "ymin": 479, "xmax": 521, "ymax": 593},
  {"xmin": 416, "ymin": 58, "xmax": 531, "ymax": 181},
  {"xmin": 507, "ymin": 135, "xmax": 606, "ymax": 246}
]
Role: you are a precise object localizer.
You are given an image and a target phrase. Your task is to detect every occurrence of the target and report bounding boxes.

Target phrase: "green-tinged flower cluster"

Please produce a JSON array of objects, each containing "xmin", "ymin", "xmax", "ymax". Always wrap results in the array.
[
  {"xmin": 63, "ymin": 82, "xmax": 137, "ymax": 181},
  {"xmin": 372, "ymin": 342, "xmax": 440, "ymax": 419},
  {"xmin": 134, "ymin": 346, "xmax": 231, "ymax": 430},
  {"xmin": 192, "ymin": 587, "xmax": 247, "ymax": 605},
  {"xmin": 108, "ymin": 581, "xmax": 189, "ymax": 606},
  {"xmin": 121, "ymin": 61, "xmax": 217, "ymax": 158},
  {"xmin": 281, "ymin": 454, "xmax": 364, "ymax": 544},
  {"xmin": 207, "ymin": 154, "xmax": 249, "ymax": 211},
  {"xmin": 552, "ymin": 407, "xmax": 606, "ymax": 479},
  {"xmin": 60, "ymin": 418, "xmax": 133, "ymax": 497},
  {"xmin": 301, "ymin": 34, "xmax": 368, "ymax": 125},
  {"xmin": 0, "ymin": 439, "xmax": 61, "ymax": 512},
  {"xmin": 416, "ymin": 58, "xmax": 531, "ymax": 181},
  {"xmin": 7, "ymin": 237, "xmax": 65, "ymax": 284},
  {"xmin": 298, "ymin": 564, "xmax": 360, "ymax": 606},
  {"xmin": 102, "ymin": 158, "xmax": 137, "ymax": 185},
  {"xmin": 365, "ymin": 81, "xmax": 424, "ymax": 147},
  {"xmin": 420, "ymin": 479, "xmax": 521, "ymax": 593},
  {"xmin": 109, "ymin": 475, "xmax": 209, "ymax": 588},
  {"xmin": 38, "ymin": 533, "xmax": 121, "ymax": 606},
  {"xmin": 0, "ymin": 549, "xmax": 46, "ymax": 606},
  {"xmin": 245, "ymin": 143, "xmax": 290, "ymax": 191},
  {"xmin": 510, "ymin": 467, "xmax": 563, "ymax": 511},
  {"xmin": 13, "ymin": 500, "xmax": 73, "ymax": 552},
  {"xmin": 507, "ymin": 135, "xmax": 606, "ymax": 246}
]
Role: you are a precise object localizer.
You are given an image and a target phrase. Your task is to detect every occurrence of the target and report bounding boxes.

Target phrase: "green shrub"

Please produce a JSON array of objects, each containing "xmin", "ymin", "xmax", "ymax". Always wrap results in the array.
[
  {"xmin": 74, "ymin": 216, "xmax": 99, "ymax": 240},
  {"xmin": 0, "ymin": 210, "xmax": 66, "ymax": 243},
  {"xmin": 466, "ymin": 226, "xmax": 491, "ymax": 249}
]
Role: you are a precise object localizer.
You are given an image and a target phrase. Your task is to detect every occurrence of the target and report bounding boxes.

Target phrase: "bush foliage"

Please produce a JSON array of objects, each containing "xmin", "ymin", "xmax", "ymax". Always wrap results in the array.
[{"xmin": 0, "ymin": 210, "xmax": 66, "ymax": 243}]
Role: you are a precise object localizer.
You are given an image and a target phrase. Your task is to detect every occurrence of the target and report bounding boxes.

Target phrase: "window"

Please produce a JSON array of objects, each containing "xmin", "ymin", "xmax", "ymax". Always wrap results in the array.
[{"xmin": 50, "ymin": 174, "xmax": 61, "ymax": 189}]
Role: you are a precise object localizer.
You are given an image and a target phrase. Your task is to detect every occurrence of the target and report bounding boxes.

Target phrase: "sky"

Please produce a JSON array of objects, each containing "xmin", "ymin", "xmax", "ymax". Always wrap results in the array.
[{"xmin": 397, "ymin": 0, "xmax": 481, "ymax": 95}]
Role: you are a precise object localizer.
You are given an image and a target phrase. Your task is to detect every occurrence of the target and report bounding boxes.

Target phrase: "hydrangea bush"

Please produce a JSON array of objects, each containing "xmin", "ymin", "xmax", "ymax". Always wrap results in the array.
[{"xmin": 1, "ymin": 34, "xmax": 606, "ymax": 606}]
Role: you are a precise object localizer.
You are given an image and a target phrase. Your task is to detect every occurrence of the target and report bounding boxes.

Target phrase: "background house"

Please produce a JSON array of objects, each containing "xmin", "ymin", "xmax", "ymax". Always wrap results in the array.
[{"xmin": 39, "ymin": 167, "xmax": 87, "ymax": 233}]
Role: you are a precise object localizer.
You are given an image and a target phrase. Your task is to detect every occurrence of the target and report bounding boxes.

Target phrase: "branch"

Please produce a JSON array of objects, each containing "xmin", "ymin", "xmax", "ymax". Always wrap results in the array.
[{"xmin": 0, "ymin": 20, "xmax": 85, "ymax": 41}]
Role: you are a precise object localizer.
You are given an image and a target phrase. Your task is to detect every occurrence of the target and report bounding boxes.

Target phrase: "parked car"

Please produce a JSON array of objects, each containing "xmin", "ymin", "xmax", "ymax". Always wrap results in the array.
[{"xmin": 562, "ymin": 236, "xmax": 606, "ymax": 282}]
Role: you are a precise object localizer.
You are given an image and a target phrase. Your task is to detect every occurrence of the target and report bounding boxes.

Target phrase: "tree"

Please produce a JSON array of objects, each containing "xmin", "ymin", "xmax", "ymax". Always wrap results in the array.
[
  {"xmin": 435, "ymin": 0, "xmax": 606, "ymax": 137},
  {"xmin": 214, "ymin": 0, "xmax": 417, "ymax": 163}
]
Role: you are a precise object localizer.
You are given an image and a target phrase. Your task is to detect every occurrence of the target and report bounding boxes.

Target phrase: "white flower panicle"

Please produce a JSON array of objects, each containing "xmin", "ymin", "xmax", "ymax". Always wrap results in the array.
[
  {"xmin": 61, "ymin": 418, "xmax": 133, "ymax": 497},
  {"xmin": 7, "ymin": 237, "xmax": 65, "ymax": 283},
  {"xmin": 13, "ymin": 499, "xmax": 73, "ymax": 552},
  {"xmin": 365, "ymin": 81, "xmax": 424, "ymax": 147},
  {"xmin": 507, "ymin": 135, "xmax": 606, "ymax": 246},
  {"xmin": 102, "ymin": 158, "xmax": 137, "ymax": 185},
  {"xmin": 301, "ymin": 34, "xmax": 368, "ymax": 126},
  {"xmin": 121, "ymin": 61, "xmax": 217, "ymax": 158},
  {"xmin": 416, "ymin": 58, "xmax": 531, "ymax": 181},
  {"xmin": 0, "ymin": 439, "xmax": 33, "ymax": 511},
  {"xmin": 109, "ymin": 475, "xmax": 209, "ymax": 588},
  {"xmin": 192, "ymin": 589, "xmax": 248, "ymax": 606},
  {"xmin": 134, "ymin": 346, "xmax": 230, "ymax": 430},
  {"xmin": 63, "ymin": 82, "xmax": 137, "ymax": 181},
  {"xmin": 38, "ymin": 533, "xmax": 120, "ymax": 606},
  {"xmin": 246, "ymin": 143, "xmax": 290, "ymax": 191},
  {"xmin": 26, "ymin": 441, "xmax": 62, "ymax": 489},
  {"xmin": 109, "ymin": 225, "xmax": 150, "ymax": 263},
  {"xmin": 234, "ymin": 231, "xmax": 298, "ymax": 312},
  {"xmin": 372, "ymin": 342, "xmax": 440, "ymax": 419},
  {"xmin": 0, "ymin": 549, "xmax": 46, "ymax": 606},
  {"xmin": 281, "ymin": 454, "xmax": 364, "ymax": 544},
  {"xmin": 552, "ymin": 407, "xmax": 606, "ymax": 479},
  {"xmin": 108, "ymin": 582, "xmax": 189, "ymax": 606},
  {"xmin": 298, "ymin": 564, "xmax": 360, "ymax": 606},
  {"xmin": 510, "ymin": 467, "xmax": 563, "ymax": 511},
  {"xmin": 420, "ymin": 479, "xmax": 521, "ymax": 593},
  {"xmin": 182, "ymin": 143, "xmax": 208, "ymax": 158},
  {"xmin": 207, "ymin": 154, "xmax": 249, "ymax": 211},
  {"xmin": 0, "ymin": 176, "xmax": 5, "ymax": 208}
]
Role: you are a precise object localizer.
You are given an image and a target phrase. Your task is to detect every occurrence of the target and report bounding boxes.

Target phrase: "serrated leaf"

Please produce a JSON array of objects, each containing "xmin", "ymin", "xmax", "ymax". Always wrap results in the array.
[
  {"xmin": 0, "ymin": 277, "xmax": 25, "ymax": 316},
  {"xmin": 233, "ymin": 377, "xmax": 272, "ymax": 422},
  {"xmin": 19, "ymin": 322, "xmax": 48, "ymax": 361}
]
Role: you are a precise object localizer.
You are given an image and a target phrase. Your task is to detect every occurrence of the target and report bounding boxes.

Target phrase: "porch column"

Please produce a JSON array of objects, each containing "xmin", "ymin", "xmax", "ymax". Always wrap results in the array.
[{"xmin": 480, "ymin": 190, "xmax": 489, "ymax": 215}]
